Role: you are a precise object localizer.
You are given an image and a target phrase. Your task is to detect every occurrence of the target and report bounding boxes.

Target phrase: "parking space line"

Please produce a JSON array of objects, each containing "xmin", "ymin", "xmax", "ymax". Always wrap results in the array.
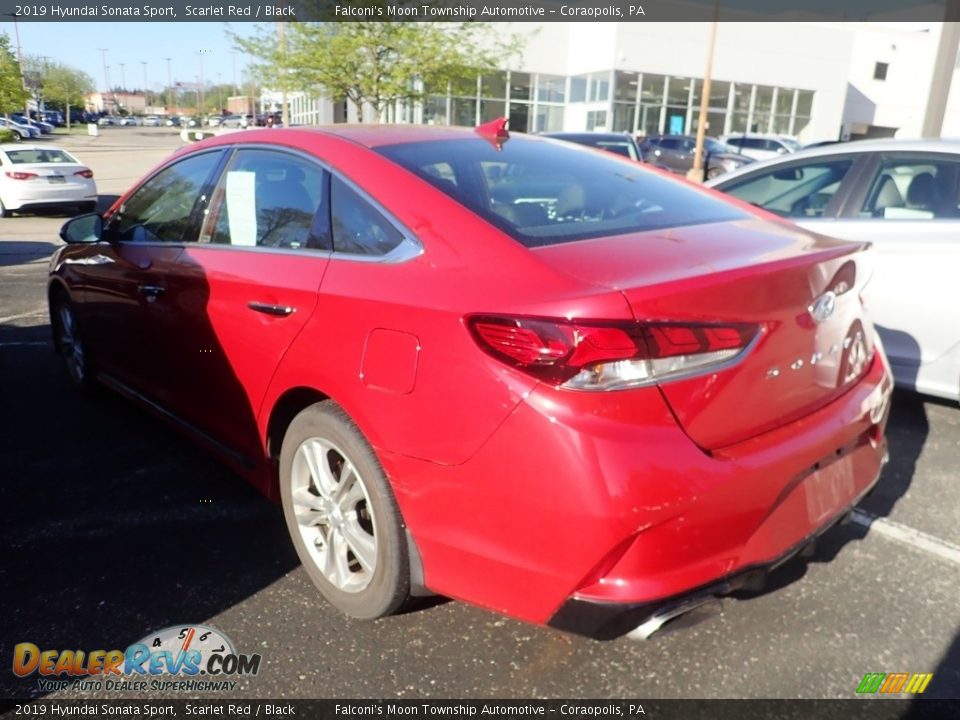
[
  {"xmin": 0, "ymin": 310, "xmax": 48, "ymax": 324},
  {"xmin": 852, "ymin": 508, "xmax": 960, "ymax": 567},
  {"xmin": 0, "ymin": 341, "xmax": 49, "ymax": 347}
]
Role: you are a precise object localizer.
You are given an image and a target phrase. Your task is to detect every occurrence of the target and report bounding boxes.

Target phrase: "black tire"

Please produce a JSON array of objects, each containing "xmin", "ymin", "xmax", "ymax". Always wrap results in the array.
[
  {"xmin": 279, "ymin": 401, "xmax": 410, "ymax": 620},
  {"xmin": 706, "ymin": 166, "xmax": 724, "ymax": 180},
  {"xmin": 0, "ymin": 199, "xmax": 10, "ymax": 218},
  {"xmin": 50, "ymin": 291, "xmax": 97, "ymax": 393},
  {"xmin": 11, "ymin": 132, "xmax": 22, "ymax": 143},
  {"xmin": 78, "ymin": 202, "xmax": 97, "ymax": 214}
]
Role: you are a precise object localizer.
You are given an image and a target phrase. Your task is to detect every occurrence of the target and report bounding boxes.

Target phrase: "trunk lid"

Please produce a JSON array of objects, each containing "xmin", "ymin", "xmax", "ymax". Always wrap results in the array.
[{"xmin": 534, "ymin": 218, "xmax": 876, "ymax": 449}]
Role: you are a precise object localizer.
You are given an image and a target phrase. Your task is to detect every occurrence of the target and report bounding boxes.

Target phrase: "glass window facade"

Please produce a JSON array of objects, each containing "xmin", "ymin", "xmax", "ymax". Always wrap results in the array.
[{"xmin": 297, "ymin": 67, "xmax": 816, "ymax": 142}]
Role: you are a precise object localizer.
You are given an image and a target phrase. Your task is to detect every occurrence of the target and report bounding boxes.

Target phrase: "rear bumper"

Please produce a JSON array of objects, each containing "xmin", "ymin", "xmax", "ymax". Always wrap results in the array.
[
  {"xmin": 385, "ymin": 349, "xmax": 894, "ymax": 632},
  {"xmin": 547, "ymin": 447, "xmax": 885, "ymax": 640}
]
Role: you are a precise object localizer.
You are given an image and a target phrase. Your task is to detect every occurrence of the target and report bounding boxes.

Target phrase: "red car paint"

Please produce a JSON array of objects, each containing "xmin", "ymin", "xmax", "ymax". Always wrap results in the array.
[{"xmin": 49, "ymin": 126, "xmax": 892, "ymax": 636}]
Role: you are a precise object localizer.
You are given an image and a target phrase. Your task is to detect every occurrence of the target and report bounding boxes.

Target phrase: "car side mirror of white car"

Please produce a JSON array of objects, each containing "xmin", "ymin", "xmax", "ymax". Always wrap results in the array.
[{"xmin": 60, "ymin": 213, "xmax": 103, "ymax": 244}]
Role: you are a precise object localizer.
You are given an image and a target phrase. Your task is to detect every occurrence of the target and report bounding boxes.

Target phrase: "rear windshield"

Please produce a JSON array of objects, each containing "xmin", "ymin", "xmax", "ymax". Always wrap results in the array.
[
  {"xmin": 376, "ymin": 137, "xmax": 746, "ymax": 247},
  {"xmin": 4, "ymin": 149, "xmax": 77, "ymax": 164}
]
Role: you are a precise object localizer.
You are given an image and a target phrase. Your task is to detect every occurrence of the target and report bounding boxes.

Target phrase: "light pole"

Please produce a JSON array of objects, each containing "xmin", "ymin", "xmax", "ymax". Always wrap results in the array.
[
  {"xmin": 141, "ymin": 61, "xmax": 148, "ymax": 106},
  {"xmin": 4, "ymin": 16, "xmax": 30, "ymax": 118},
  {"xmin": 198, "ymin": 51, "xmax": 206, "ymax": 113},
  {"xmin": 119, "ymin": 63, "xmax": 126, "ymax": 92},
  {"xmin": 164, "ymin": 57, "xmax": 172, "ymax": 114},
  {"xmin": 231, "ymin": 51, "xmax": 238, "ymax": 95},
  {"xmin": 98, "ymin": 48, "xmax": 110, "ymax": 113},
  {"xmin": 217, "ymin": 73, "xmax": 223, "ymax": 113}
]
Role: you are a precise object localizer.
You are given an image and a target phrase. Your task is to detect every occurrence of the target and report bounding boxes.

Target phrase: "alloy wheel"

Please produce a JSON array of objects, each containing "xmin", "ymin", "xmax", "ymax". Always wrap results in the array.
[
  {"xmin": 57, "ymin": 302, "xmax": 85, "ymax": 385},
  {"xmin": 290, "ymin": 437, "xmax": 378, "ymax": 593}
]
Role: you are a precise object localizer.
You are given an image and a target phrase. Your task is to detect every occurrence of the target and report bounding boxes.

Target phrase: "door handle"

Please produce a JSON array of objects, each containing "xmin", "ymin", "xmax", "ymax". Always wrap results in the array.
[
  {"xmin": 248, "ymin": 301, "xmax": 295, "ymax": 317},
  {"xmin": 138, "ymin": 284, "xmax": 165, "ymax": 302}
]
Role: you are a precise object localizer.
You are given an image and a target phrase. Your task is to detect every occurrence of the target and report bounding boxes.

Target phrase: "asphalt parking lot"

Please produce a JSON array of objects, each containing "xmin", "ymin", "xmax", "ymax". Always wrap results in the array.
[{"xmin": 1, "ymin": 128, "xmax": 959, "ymax": 702}]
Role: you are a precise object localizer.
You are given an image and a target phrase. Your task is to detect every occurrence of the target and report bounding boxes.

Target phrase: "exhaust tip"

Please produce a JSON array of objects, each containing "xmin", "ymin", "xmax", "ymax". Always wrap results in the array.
[{"xmin": 626, "ymin": 597, "xmax": 723, "ymax": 641}]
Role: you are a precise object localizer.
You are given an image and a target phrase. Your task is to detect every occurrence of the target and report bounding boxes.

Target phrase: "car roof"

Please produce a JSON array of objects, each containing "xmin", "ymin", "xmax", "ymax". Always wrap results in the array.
[
  {"xmin": 707, "ymin": 137, "xmax": 960, "ymax": 185},
  {"xmin": 316, "ymin": 124, "xmax": 498, "ymax": 147}
]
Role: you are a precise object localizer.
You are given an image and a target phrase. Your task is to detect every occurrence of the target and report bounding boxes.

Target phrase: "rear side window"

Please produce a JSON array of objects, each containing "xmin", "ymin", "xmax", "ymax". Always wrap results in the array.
[
  {"xmin": 331, "ymin": 177, "xmax": 406, "ymax": 256},
  {"xmin": 719, "ymin": 158, "xmax": 854, "ymax": 218},
  {"xmin": 859, "ymin": 156, "xmax": 960, "ymax": 219},
  {"xmin": 376, "ymin": 138, "xmax": 746, "ymax": 247}
]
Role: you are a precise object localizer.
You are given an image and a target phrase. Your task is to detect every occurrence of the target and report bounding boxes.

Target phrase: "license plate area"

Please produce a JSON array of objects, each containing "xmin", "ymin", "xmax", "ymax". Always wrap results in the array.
[
  {"xmin": 47, "ymin": 175, "xmax": 66, "ymax": 184},
  {"xmin": 805, "ymin": 454, "xmax": 857, "ymax": 524}
]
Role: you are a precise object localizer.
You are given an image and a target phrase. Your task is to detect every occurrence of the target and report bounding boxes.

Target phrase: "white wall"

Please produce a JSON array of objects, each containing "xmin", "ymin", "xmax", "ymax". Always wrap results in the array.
[{"xmin": 842, "ymin": 22, "xmax": 939, "ymax": 137}]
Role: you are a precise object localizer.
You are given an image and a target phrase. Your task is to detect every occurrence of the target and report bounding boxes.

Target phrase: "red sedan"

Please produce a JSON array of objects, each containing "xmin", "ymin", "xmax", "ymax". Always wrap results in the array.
[{"xmin": 49, "ymin": 122, "xmax": 892, "ymax": 639}]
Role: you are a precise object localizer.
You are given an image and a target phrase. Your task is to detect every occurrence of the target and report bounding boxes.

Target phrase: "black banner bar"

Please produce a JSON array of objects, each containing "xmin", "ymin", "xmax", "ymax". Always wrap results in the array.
[
  {"xmin": 0, "ymin": 700, "xmax": 958, "ymax": 720},
  {"xmin": 0, "ymin": 0, "xmax": 954, "ymax": 23}
]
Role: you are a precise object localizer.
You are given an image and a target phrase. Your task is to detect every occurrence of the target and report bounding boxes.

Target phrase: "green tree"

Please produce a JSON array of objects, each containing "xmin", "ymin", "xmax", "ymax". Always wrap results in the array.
[
  {"xmin": 43, "ymin": 63, "xmax": 94, "ymax": 129},
  {"xmin": 230, "ymin": 20, "xmax": 523, "ymax": 123},
  {"xmin": 0, "ymin": 34, "xmax": 29, "ymax": 116}
]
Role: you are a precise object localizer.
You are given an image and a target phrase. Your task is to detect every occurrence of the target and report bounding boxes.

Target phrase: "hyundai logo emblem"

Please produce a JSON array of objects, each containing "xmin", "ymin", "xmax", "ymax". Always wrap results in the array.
[{"xmin": 808, "ymin": 291, "xmax": 837, "ymax": 324}]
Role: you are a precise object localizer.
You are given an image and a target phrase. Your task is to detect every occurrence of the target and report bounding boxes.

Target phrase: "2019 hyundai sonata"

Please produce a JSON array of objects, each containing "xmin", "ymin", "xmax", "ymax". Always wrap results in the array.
[{"xmin": 48, "ymin": 122, "xmax": 892, "ymax": 639}]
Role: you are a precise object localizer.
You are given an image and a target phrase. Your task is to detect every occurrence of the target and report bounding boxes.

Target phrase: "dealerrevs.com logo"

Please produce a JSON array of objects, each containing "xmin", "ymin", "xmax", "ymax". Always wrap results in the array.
[{"xmin": 13, "ymin": 625, "xmax": 261, "ymax": 693}]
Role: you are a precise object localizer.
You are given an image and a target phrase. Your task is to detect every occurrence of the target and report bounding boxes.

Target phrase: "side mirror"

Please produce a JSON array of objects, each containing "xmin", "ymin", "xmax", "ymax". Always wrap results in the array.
[{"xmin": 60, "ymin": 213, "xmax": 103, "ymax": 244}]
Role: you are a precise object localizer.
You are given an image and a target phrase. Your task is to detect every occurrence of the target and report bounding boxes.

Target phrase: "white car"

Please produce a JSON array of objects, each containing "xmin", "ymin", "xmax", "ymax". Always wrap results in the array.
[
  {"xmin": 0, "ymin": 145, "xmax": 98, "ymax": 217},
  {"xmin": 718, "ymin": 133, "xmax": 801, "ymax": 161},
  {"xmin": 707, "ymin": 138, "xmax": 960, "ymax": 403}
]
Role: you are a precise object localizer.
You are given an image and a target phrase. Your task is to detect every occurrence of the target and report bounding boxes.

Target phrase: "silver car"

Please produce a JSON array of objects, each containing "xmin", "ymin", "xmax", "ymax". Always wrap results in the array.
[{"xmin": 707, "ymin": 138, "xmax": 960, "ymax": 403}]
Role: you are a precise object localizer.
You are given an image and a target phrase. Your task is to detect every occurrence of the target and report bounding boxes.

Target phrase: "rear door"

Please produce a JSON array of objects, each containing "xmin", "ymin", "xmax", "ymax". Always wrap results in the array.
[
  {"xmin": 170, "ymin": 146, "xmax": 332, "ymax": 461},
  {"xmin": 819, "ymin": 151, "xmax": 960, "ymax": 395}
]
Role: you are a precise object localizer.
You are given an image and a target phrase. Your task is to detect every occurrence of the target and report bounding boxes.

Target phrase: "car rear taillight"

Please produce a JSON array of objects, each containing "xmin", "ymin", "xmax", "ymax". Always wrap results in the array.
[
  {"xmin": 5, "ymin": 171, "xmax": 37, "ymax": 180},
  {"xmin": 74, "ymin": 169, "xmax": 93, "ymax": 179},
  {"xmin": 467, "ymin": 315, "xmax": 759, "ymax": 390}
]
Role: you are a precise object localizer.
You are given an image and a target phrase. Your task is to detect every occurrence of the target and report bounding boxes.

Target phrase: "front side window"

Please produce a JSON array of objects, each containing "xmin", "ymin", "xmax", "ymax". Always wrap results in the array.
[
  {"xmin": 859, "ymin": 156, "xmax": 960, "ymax": 220},
  {"xmin": 377, "ymin": 137, "xmax": 747, "ymax": 247},
  {"xmin": 108, "ymin": 151, "xmax": 223, "ymax": 243},
  {"xmin": 206, "ymin": 149, "xmax": 329, "ymax": 250},
  {"xmin": 720, "ymin": 158, "xmax": 854, "ymax": 218}
]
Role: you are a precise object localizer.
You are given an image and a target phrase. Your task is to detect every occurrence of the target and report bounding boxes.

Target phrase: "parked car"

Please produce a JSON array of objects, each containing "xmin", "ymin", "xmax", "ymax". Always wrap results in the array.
[
  {"xmin": 639, "ymin": 135, "xmax": 754, "ymax": 178},
  {"xmin": 97, "ymin": 116, "xmax": 119, "ymax": 127},
  {"xmin": 718, "ymin": 133, "xmax": 801, "ymax": 161},
  {"xmin": 0, "ymin": 144, "xmax": 97, "ymax": 217},
  {"xmin": 707, "ymin": 138, "xmax": 960, "ymax": 403},
  {"xmin": 13, "ymin": 115, "xmax": 54, "ymax": 135},
  {"xmin": 41, "ymin": 110, "xmax": 64, "ymax": 126},
  {"xmin": 542, "ymin": 132, "xmax": 643, "ymax": 161},
  {"xmin": 164, "ymin": 116, "xmax": 181, "ymax": 127},
  {"xmin": 49, "ymin": 124, "xmax": 892, "ymax": 638},
  {"xmin": 255, "ymin": 111, "xmax": 282, "ymax": 127},
  {"xmin": 220, "ymin": 114, "xmax": 252, "ymax": 129},
  {"xmin": 143, "ymin": 115, "xmax": 162, "ymax": 127},
  {"xmin": 207, "ymin": 115, "xmax": 224, "ymax": 127},
  {"xmin": 119, "ymin": 116, "xmax": 142, "ymax": 127},
  {"xmin": 0, "ymin": 118, "xmax": 40, "ymax": 141}
]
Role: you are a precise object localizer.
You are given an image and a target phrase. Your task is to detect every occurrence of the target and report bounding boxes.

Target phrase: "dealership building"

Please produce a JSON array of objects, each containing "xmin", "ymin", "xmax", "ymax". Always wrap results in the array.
[{"xmin": 278, "ymin": 21, "xmax": 959, "ymax": 143}]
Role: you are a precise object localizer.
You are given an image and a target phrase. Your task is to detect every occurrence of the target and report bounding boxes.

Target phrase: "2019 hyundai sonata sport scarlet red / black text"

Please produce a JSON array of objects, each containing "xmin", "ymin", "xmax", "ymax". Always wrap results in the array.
[{"xmin": 49, "ymin": 122, "xmax": 892, "ymax": 638}]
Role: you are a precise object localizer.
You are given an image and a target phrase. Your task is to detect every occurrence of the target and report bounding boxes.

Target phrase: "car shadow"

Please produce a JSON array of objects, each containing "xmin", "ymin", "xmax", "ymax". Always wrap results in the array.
[
  {"xmin": 0, "ymin": 241, "xmax": 60, "ymax": 267},
  {"xmin": 0, "ymin": 317, "xmax": 299, "ymax": 700},
  {"xmin": 900, "ymin": 628, "xmax": 960, "ymax": 711},
  {"xmin": 96, "ymin": 195, "xmax": 121, "ymax": 213}
]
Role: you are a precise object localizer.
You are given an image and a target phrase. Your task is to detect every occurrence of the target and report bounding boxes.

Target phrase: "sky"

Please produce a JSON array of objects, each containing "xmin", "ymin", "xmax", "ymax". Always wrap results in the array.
[{"xmin": 4, "ymin": 22, "xmax": 261, "ymax": 93}]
